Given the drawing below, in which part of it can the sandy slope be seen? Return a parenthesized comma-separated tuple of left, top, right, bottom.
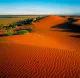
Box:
(0, 43, 80, 78)
(0, 15, 80, 78)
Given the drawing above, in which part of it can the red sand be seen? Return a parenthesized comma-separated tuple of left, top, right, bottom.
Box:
(0, 15, 80, 78)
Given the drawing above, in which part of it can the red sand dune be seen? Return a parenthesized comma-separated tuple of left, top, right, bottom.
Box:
(0, 15, 80, 78)
(0, 43, 80, 78)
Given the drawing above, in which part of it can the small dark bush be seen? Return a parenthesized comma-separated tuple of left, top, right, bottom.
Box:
(14, 18, 34, 26)
(24, 18, 33, 24)
(21, 20, 28, 25)
(6, 26, 10, 30)
(26, 28, 32, 32)
(9, 22, 17, 28)
(36, 17, 42, 21)
(16, 22, 23, 26)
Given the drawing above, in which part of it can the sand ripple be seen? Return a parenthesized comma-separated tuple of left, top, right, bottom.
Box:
(0, 43, 80, 78)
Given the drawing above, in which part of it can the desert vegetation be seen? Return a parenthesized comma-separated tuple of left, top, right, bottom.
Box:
(0, 24, 4, 30)
(35, 16, 45, 21)
(18, 30, 29, 35)
(7, 30, 15, 36)
(0, 16, 45, 37)
(26, 28, 32, 32)
(0, 18, 34, 37)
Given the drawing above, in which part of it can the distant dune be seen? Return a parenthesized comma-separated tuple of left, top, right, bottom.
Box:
(0, 15, 80, 78)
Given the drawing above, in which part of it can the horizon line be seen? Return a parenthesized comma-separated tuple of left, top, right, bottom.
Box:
(0, 14, 80, 16)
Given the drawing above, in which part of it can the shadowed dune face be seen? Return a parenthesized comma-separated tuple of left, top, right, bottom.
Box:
(70, 35, 80, 38)
(0, 15, 80, 78)
(51, 22, 80, 33)
(51, 17, 80, 39)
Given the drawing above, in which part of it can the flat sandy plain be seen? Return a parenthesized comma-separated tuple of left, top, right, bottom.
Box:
(0, 15, 80, 78)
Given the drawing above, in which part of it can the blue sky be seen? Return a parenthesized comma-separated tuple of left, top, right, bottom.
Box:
(0, 0, 80, 15)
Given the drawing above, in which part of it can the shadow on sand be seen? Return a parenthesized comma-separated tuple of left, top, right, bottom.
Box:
(51, 18, 80, 38)
(51, 22, 80, 33)
(70, 35, 80, 38)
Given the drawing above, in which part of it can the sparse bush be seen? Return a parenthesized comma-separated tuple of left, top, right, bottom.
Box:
(21, 20, 28, 25)
(36, 17, 42, 21)
(18, 30, 29, 35)
(7, 30, 14, 36)
(0, 24, 4, 30)
(22, 18, 34, 25)
(28, 18, 34, 24)
(15, 18, 34, 26)
(9, 22, 17, 28)
(26, 28, 32, 32)
(6, 26, 10, 30)
(16, 21, 23, 26)
(19, 21, 24, 25)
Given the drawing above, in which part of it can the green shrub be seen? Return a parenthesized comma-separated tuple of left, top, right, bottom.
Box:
(0, 24, 4, 30)
(36, 17, 42, 21)
(26, 28, 32, 32)
(12, 25, 16, 28)
(7, 30, 14, 36)
(21, 20, 28, 25)
(16, 21, 23, 26)
(6, 26, 10, 30)
(18, 30, 29, 35)
(9, 23, 17, 28)
(22, 18, 34, 25)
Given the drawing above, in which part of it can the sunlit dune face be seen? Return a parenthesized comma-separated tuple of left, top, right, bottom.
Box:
(34, 15, 67, 29)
